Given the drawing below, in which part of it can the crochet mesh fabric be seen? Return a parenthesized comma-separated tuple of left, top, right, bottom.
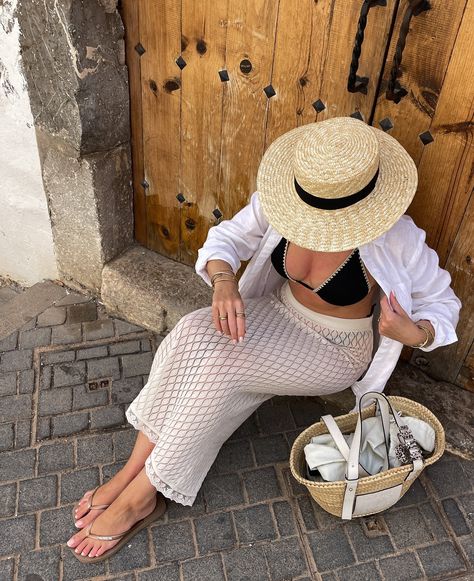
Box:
(126, 282, 374, 506)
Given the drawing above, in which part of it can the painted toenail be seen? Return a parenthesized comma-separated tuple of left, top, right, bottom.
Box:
(67, 540, 73, 547)
(76, 520, 82, 526)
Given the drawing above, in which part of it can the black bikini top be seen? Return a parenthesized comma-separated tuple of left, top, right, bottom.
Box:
(270, 236, 371, 307)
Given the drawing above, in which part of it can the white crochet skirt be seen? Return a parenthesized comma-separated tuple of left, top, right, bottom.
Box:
(126, 280, 374, 506)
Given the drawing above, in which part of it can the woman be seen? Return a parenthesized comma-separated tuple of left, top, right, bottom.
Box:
(66, 116, 461, 562)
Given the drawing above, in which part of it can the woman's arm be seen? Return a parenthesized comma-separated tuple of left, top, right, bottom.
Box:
(195, 191, 269, 286)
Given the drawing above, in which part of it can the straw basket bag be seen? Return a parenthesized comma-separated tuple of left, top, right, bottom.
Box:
(290, 393, 445, 520)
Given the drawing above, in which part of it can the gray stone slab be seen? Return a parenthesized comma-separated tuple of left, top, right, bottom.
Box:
(258, 404, 296, 434)
(211, 440, 254, 474)
(0, 331, 18, 353)
(67, 302, 97, 324)
(201, 473, 245, 511)
(194, 512, 236, 554)
(39, 506, 76, 547)
(121, 352, 153, 378)
(0, 483, 17, 517)
(87, 356, 120, 380)
(113, 429, 137, 461)
(151, 521, 195, 561)
(233, 504, 277, 543)
(18, 475, 57, 513)
(0, 281, 66, 340)
(90, 405, 125, 429)
(38, 442, 74, 474)
(41, 350, 75, 365)
(0, 448, 36, 481)
(182, 554, 226, 581)
(297, 496, 318, 532)
(52, 412, 89, 437)
(0, 423, 14, 451)
(0, 558, 14, 581)
(137, 563, 180, 581)
(19, 546, 60, 581)
(53, 361, 86, 388)
(37, 306, 67, 327)
(76, 345, 108, 360)
(228, 414, 259, 441)
(18, 369, 35, 394)
(263, 537, 308, 581)
(0, 515, 36, 557)
(427, 458, 472, 498)
(83, 319, 115, 341)
(109, 340, 141, 356)
(417, 541, 466, 577)
(307, 529, 355, 572)
(384, 506, 433, 548)
(76, 434, 113, 466)
(273, 501, 297, 537)
(223, 545, 269, 581)
(252, 434, 289, 465)
(0, 394, 32, 422)
(379, 552, 424, 581)
(51, 323, 82, 345)
(337, 562, 382, 581)
(242, 466, 282, 503)
(0, 372, 16, 396)
(108, 529, 150, 573)
(61, 545, 106, 580)
(72, 383, 109, 411)
(38, 387, 72, 416)
(0, 349, 33, 372)
(102, 461, 126, 482)
(15, 419, 32, 448)
(111, 376, 142, 404)
(61, 467, 100, 504)
(18, 327, 52, 349)
(345, 521, 394, 561)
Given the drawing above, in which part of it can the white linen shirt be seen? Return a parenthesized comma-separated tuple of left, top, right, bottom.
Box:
(194, 191, 462, 406)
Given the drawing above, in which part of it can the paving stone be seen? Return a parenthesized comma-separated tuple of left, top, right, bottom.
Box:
(51, 323, 82, 344)
(0, 372, 16, 396)
(121, 352, 153, 378)
(283, 467, 307, 498)
(75, 347, 107, 362)
(18, 475, 57, 513)
(83, 319, 115, 340)
(460, 536, 474, 567)
(109, 340, 141, 356)
(273, 501, 296, 537)
(18, 327, 51, 349)
(108, 529, 150, 573)
(426, 459, 471, 497)
(0, 448, 36, 480)
(0, 423, 14, 451)
(0, 558, 14, 581)
(442, 498, 470, 536)
(417, 541, 466, 577)
(224, 545, 269, 581)
(264, 537, 308, 581)
(284, 429, 301, 448)
(418, 502, 449, 540)
(18, 319, 37, 332)
(307, 529, 355, 571)
(102, 461, 126, 481)
(61, 467, 100, 504)
(234, 504, 277, 543)
(378, 552, 424, 581)
(252, 435, 289, 466)
(18, 369, 35, 394)
(297, 496, 318, 531)
(141, 338, 152, 351)
(39, 506, 76, 546)
(396, 479, 428, 507)
(0, 483, 16, 517)
(0, 394, 32, 421)
(138, 563, 180, 581)
(459, 492, 474, 523)
(67, 302, 97, 324)
(72, 384, 109, 410)
(337, 562, 381, 581)
(166, 490, 206, 520)
(201, 473, 245, 511)
(52, 412, 89, 437)
(258, 405, 296, 434)
(0, 349, 32, 372)
(211, 440, 254, 474)
(53, 361, 86, 387)
(0, 515, 36, 557)
(61, 545, 106, 580)
(87, 356, 120, 380)
(37, 306, 67, 326)
(38, 442, 74, 474)
(115, 319, 145, 335)
(0, 331, 18, 354)
(40, 365, 52, 390)
(113, 429, 137, 461)
(55, 292, 90, 307)
(77, 434, 113, 466)
(90, 405, 125, 429)
(243, 466, 282, 503)
(38, 387, 72, 416)
(182, 554, 225, 581)
(194, 512, 236, 554)
(289, 398, 325, 427)
(345, 521, 394, 561)
(15, 419, 31, 448)
(41, 350, 75, 365)
(384, 506, 432, 548)
(229, 413, 259, 440)
(152, 521, 195, 561)
(111, 376, 142, 404)
(36, 417, 51, 441)
(19, 546, 60, 581)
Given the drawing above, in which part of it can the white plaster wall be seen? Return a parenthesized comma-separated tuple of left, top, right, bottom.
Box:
(0, 0, 58, 286)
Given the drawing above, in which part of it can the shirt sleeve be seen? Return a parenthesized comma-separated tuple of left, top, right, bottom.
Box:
(194, 191, 269, 287)
(405, 220, 462, 352)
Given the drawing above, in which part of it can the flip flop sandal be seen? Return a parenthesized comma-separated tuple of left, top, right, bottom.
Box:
(72, 486, 110, 524)
(70, 493, 167, 563)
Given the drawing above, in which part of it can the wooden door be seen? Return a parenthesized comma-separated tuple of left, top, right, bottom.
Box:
(121, 0, 473, 387)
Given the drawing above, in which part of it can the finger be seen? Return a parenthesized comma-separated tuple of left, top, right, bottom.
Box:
(379, 295, 390, 315)
(226, 302, 238, 341)
(212, 304, 223, 334)
(235, 301, 246, 340)
(389, 291, 406, 316)
(220, 314, 231, 336)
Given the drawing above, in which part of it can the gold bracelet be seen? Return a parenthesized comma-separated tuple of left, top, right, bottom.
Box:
(211, 276, 237, 290)
(411, 324, 431, 348)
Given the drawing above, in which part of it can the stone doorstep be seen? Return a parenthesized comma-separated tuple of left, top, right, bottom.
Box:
(100, 243, 213, 334)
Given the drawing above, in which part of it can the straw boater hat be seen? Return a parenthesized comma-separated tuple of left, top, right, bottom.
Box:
(256, 116, 418, 252)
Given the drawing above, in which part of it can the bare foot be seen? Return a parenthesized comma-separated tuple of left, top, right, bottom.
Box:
(67, 484, 157, 558)
(74, 469, 135, 529)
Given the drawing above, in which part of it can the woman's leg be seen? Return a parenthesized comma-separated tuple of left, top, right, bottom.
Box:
(74, 431, 155, 528)
(68, 467, 158, 558)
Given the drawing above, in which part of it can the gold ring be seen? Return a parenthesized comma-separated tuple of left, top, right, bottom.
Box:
(219, 315, 228, 320)
(236, 312, 246, 317)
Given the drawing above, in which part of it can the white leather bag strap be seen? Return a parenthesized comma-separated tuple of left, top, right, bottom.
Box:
(321, 415, 350, 460)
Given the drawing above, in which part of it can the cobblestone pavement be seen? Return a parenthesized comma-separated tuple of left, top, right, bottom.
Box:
(0, 282, 472, 581)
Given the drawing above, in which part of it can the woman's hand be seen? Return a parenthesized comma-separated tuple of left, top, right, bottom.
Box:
(379, 291, 433, 346)
(212, 281, 246, 344)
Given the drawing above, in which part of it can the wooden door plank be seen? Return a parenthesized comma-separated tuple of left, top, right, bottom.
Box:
(179, 0, 229, 266)
(218, 0, 280, 219)
(264, 0, 332, 146)
(371, 0, 467, 165)
(316, 0, 398, 122)
(140, 0, 182, 259)
(120, 0, 146, 246)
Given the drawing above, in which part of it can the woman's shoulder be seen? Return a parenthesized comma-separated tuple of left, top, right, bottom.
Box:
(382, 213, 427, 246)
